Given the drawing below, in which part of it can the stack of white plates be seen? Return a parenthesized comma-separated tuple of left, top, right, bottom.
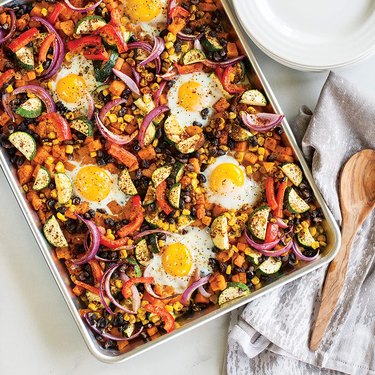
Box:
(233, 0, 375, 71)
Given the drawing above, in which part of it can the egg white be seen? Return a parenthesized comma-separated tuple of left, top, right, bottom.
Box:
(50, 54, 98, 114)
(65, 161, 128, 213)
(203, 154, 261, 210)
(147, 227, 215, 294)
(167, 72, 224, 127)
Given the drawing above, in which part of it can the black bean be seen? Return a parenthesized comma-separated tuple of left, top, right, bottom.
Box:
(197, 173, 206, 183)
(47, 199, 56, 209)
(201, 107, 209, 119)
(57, 206, 67, 214)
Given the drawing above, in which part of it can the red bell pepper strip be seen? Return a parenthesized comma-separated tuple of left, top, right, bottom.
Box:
(100, 235, 130, 249)
(273, 179, 288, 218)
(106, 142, 139, 170)
(215, 67, 224, 81)
(174, 62, 203, 75)
(67, 35, 102, 53)
(39, 112, 72, 141)
(88, 259, 104, 286)
(47, 2, 66, 25)
(117, 195, 144, 238)
(94, 24, 127, 54)
(265, 223, 279, 243)
(8, 27, 39, 53)
(221, 65, 246, 94)
(265, 177, 278, 211)
(38, 33, 56, 63)
(73, 279, 100, 295)
(169, 6, 190, 19)
(0, 69, 15, 89)
(144, 303, 175, 333)
(83, 46, 109, 61)
(156, 180, 173, 215)
(122, 277, 154, 298)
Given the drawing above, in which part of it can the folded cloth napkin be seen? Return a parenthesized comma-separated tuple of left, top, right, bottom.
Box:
(225, 72, 375, 375)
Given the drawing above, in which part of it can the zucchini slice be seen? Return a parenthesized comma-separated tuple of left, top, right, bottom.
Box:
(258, 257, 282, 275)
(168, 183, 181, 209)
(92, 84, 110, 107)
(280, 163, 302, 187)
(285, 187, 310, 214)
(247, 205, 270, 241)
(118, 168, 137, 196)
(143, 122, 156, 147)
(55, 173, 73, 204)
(70, 118, 94, 137)
(209, 72, 233, 100)
(33, 167, 50, 191)
(176, 133, 204, 154)
(201, 34, 223, 52)
(8, 131, 36, 161)
(134, 239, 152, 266)
(152, 165, 172, 187)
(43, 215, 68, 247)
(123, 323, 135, 338)
(16, 97, 43, 119)
(247, 248, 262, 266)
(170, 162, 185, 182)
(143, 185, 156, 206)
(75, 15, 106, 35)
(230, 123, 253, 141)
(149, 234, 161, 253)
(94, 50, 119, 82)
(211, 215, 229, 250)
(15, 46, 34, 71)
(144, 209, 161, 228)
(164, 115, 185, 144)
(182, 49, 206, 65)
(134, 95, 155, 115)
(177, 214, 195, 228)
(218, 282, 250, 306)
(296, 227, 316, 248)
(240, 89, 267, 106)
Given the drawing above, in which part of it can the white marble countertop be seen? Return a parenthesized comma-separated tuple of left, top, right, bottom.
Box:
(1, 28, 375, 375)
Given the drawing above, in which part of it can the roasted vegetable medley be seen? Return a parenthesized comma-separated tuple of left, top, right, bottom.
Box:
(0, 0, 327, 351)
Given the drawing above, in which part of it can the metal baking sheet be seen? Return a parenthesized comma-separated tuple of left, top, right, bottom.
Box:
(0, 0, 341, 363)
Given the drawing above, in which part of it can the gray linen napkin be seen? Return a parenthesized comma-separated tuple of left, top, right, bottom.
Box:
(226, 72, 375, 375)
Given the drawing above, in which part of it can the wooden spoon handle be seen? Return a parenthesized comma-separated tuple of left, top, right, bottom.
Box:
(309, 220, 357, 351)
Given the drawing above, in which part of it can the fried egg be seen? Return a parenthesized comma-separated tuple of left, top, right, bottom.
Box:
(124, 0, 168, 35)
(167, 72, 224, 127)
(65, 161, 128, 212)
(50, 54, 98, 115)
(203, 155, 261, 210)
(147, 227, 215, 293)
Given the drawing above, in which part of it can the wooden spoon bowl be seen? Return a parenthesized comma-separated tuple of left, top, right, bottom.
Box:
(310, 149, 375, 351)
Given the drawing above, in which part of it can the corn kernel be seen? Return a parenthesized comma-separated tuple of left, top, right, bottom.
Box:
(258, 147, 265, 155)
(45, 156, 54, 165)
(88, 303, 97, 311)
(103, 89, 109, 96)
(165, 305, 174, 313)
(129, 315, 136, 324)
(167, 47, 175, 55)
(119, 249, 128, 259)
(311, 241, 320, 250)
(108, 114, 117, 123)
(165, 41, 174, 49)
(65, 145, 74, 154)
(150, 315, 160, 323)
(115, 280, 123, 289)
(22, 184, 29, 192)
(166, 32, 176, 42)
(65, 199, 72, 208)
(251, 276, 260, 285)
(123, 114, 134, 122)
(51, 189, 58, 199)
(35, 63, 44, 74)
(257, 137, 265, 146)
(301, 221, 309, 228)
(161, 51, 169, 59)
(141, 300, 149, 307)
(55, 161, 65, 173)
(173, 302, 183, 312)
(66, 112, 74, 120)
(5, 84, 13, 93)
(68, 205, 76, 213)
(319, 241, 327, 247)
(181, 44, 189, 53)
(106, 232, 115, 241)
(228, 112, 236, 120)
(90, 151, 97, 158)
(226, 265, 232, 275)
(317, 235, 326, 242)
(57, 212, 67, 222)
(258, 155, 264, 162)
(255, 283, 262, 290)
(124, 313, 130, 321)
(41, 7, 48, 16)
(246, 165, 253, 176)
(182, 209, 190, 216)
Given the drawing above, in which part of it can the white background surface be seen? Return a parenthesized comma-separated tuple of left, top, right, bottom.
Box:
(1, 26, 375, 375)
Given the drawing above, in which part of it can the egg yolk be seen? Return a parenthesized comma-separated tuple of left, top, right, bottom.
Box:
(124, 0, 161, 22)
(75, 166, 111, 202)
(178, 81, 203, 111)
(162, 243, 192, 277)
(209, 163, 245, 193)
(56, 74, 87, 103)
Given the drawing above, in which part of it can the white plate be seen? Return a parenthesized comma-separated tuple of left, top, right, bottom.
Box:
(233, 0, 375, 70)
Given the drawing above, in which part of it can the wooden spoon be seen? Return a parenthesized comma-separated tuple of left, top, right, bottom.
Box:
(309, 149, 375, 351)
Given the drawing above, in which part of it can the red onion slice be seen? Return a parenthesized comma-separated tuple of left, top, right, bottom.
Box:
(87, 93, 95, 120)
(127, 41, 152, 52)
(167, 0, 177, 24)
(0, 9, 16, 45)
(144, 265, 176, 300)
(112, 68, 140, 96)
(292, 241, 320, 262)
(276, 218, 289, 229)
(203, 55, 245, 69)
(157, 66, 178, 81)
(181, 275, 211, 305)
(240, 111, 284, 133)
(153, 81, 167, 106)
(139, 37, 165, 67)
(254, 238, 293, 257)
(133, 229, 171, 239)
(99, 98, 126, 122)
(72, 215, 101, 265)
(245, 231, 280, 251)
(63, 0, 102, 12)
(84, 312, 143, 341)
(178, 31, 201, 41)
(95, 112, 138, 145)
(198, 285, 212, 299)
(139, 105, 169, 148)
(131, 67, 140, 86)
